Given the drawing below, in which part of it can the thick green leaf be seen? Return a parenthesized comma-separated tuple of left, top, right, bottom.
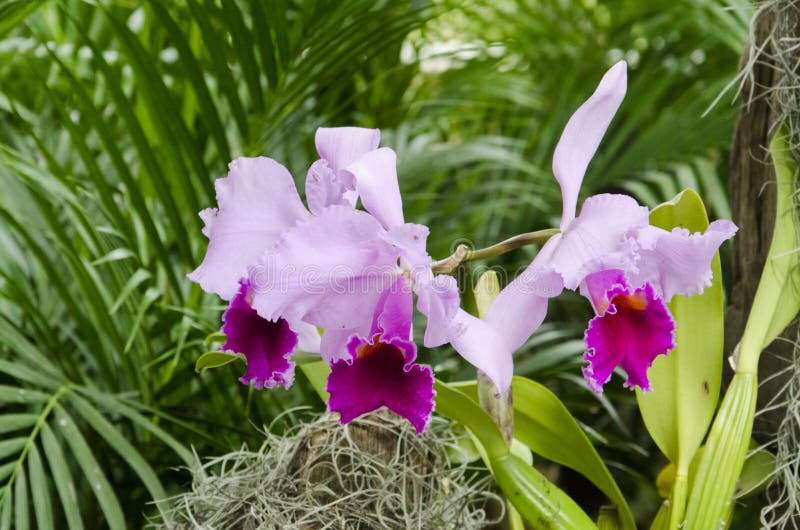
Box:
(194, 351, 245, 373)
(636, 189, 723, 469)
(493, 454, 597, 529)
(657, 139, 797, 527)
(683, 373, 755, 528)
(737, 444, 775, 497)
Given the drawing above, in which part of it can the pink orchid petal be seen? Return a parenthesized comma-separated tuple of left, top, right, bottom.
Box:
(630, 220, 738, 302)
(447, 309, 513, 393)
(579, 269, 626, 315)
(485, 245, 564, 353)
(221, 280, 299, 389)
(345, 147, 405, 229)
(416, 275, 460, 348)
(553, 61, 627, 229)
(295, 321, 321, 355)
(583, 282, 675, 393)
(382, 223, 431, 271)
(188, 157, 310, 300)
(547, 193, 649, 289)
(315, 127, 381, 177)
(250, 205, 398, 330)
(305, 159, 351, 215)
(371, 277, 414, 343)
(320, 326, 366, 364)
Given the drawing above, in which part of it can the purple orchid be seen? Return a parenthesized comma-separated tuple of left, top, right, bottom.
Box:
(327, 276, 434, 433)
(452, 61, 737, 394)
(189, 128, 381, 389)
(190, 128, 460, 430)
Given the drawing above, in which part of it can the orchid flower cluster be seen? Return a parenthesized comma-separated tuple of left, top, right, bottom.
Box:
(189, 61, 737, 433)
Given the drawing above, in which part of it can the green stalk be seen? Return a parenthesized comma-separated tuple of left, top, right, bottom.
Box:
(598, 506, 622, 530)
(432, 228, 559, 274)
(667, 469, 688, 529)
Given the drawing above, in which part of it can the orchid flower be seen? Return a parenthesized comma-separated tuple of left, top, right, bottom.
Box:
(451, 61, 737, 394)
(188, 128, 380, 388)
(249, 146, 461, 429)
(190, 128, 460, 430)
(326, 276, 435, 433)
(545, 61, 737, 393)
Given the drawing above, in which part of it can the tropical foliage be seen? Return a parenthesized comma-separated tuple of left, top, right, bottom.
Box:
(0, 0, 750, 527)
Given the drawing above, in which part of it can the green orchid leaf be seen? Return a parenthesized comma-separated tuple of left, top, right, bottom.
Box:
(636, 189, 724, 470)
(512, 378, 635, 530)
(492, 454, 598, 529)
(736, 443, 775, 498)
(649, 501, 670, 530)
(194, 351, 244, 373)
(453, 377, 634, 530)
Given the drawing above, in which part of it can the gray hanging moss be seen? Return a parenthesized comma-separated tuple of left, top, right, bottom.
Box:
(152, 411, 502, 529)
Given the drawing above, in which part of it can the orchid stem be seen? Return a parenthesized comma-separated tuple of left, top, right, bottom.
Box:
(431, 228, 559, 274)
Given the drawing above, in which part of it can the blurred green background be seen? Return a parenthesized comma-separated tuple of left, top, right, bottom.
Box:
(0, 0, 750, 527)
